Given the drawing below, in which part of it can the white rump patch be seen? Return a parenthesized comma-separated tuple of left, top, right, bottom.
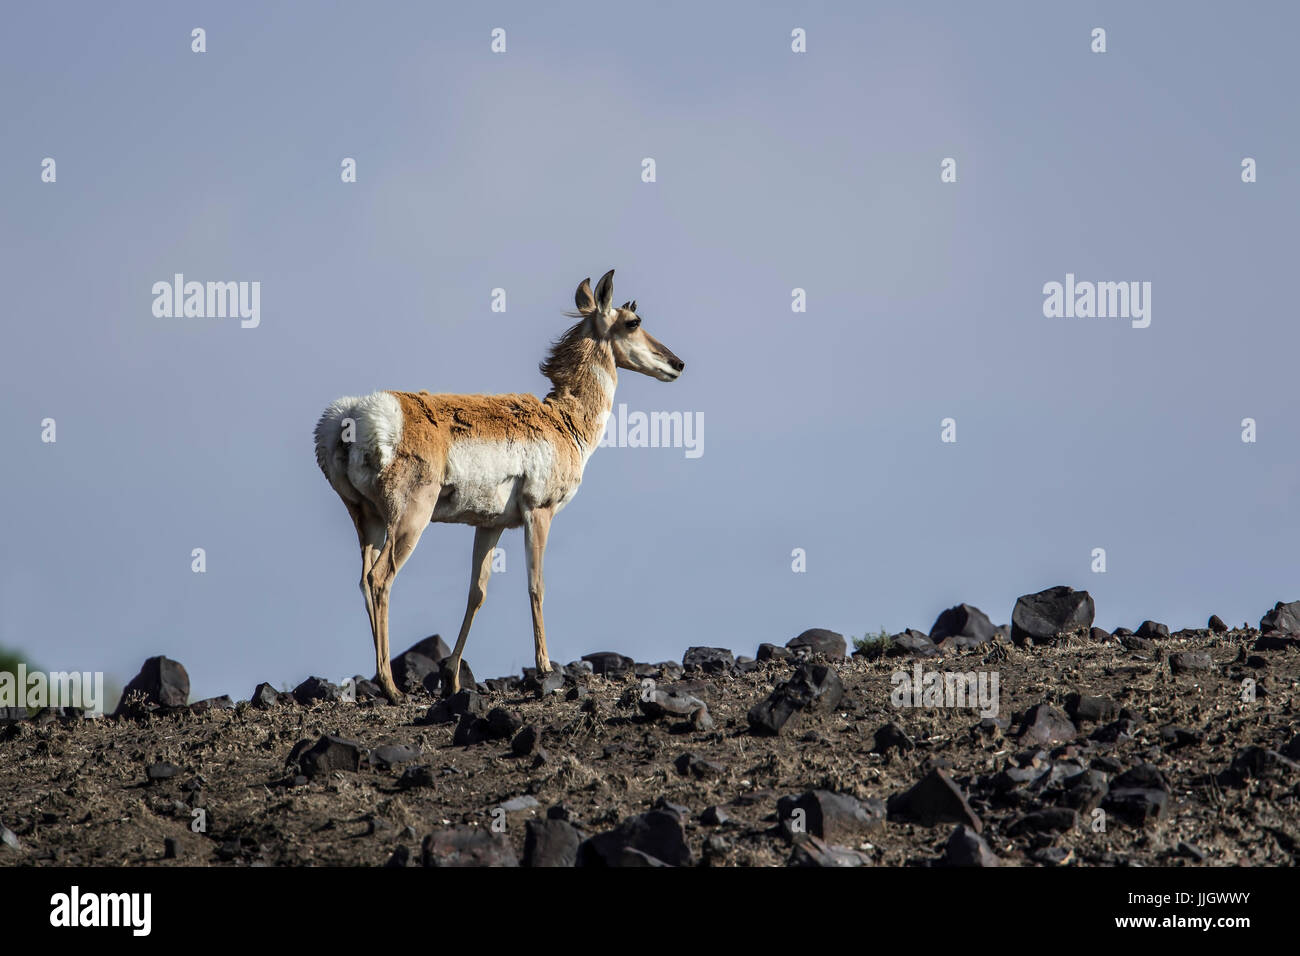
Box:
(313, 391, 404, 505)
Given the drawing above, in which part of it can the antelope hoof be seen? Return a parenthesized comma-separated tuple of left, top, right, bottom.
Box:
(381, 681, 404, 704)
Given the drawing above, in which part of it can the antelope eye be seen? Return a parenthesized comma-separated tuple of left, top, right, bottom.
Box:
(625, 317, 641, 330)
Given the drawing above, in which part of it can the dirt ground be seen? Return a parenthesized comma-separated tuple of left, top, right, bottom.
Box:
(1, 625, 1296, 867)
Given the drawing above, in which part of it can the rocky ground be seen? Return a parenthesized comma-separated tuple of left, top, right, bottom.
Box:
(1, 588, 1298, 867)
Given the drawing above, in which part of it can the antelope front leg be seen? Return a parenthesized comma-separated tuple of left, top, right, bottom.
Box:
(444, 525, 504, 695)
(523, 505, 555, 674)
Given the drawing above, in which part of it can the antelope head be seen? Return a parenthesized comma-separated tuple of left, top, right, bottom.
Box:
(574, 270, 685, 382)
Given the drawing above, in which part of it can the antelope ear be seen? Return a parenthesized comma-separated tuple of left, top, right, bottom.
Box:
(628, 300, 637, 313)
(594, 269, 615, 313)
(574, 278, 596, 314)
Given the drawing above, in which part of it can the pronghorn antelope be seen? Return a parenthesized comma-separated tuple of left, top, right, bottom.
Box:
(314, 270, 684, 702)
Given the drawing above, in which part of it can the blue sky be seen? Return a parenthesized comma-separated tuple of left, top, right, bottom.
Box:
(2, 1, 1297, 700)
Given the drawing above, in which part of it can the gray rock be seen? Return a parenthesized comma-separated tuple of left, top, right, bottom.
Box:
(290, 676, 341, 705)
(421, 826, 518, 867)
(682, 647, 735, 675)
(524, 818, 582, 867)
(929, 604, 997, 648)
(1169, 651, 1213, 674)
(788, 836, 872, 867)
(115, 656, 190, 715)
(786, 629, 847, 660)
(1260, 600, 1300, 635)
(747, 662, 844, 736)
(578, 810, 693, 867)
(1016, 704, 1077, 746)
(1010, 586, 1095, 646)
(887, 768, 982, 831)
(297, 734, 365, 777)
(778, 790, 885, 843)
(944, 824, 998, 866)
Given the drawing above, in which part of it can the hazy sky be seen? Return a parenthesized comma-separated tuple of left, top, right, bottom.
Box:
(3, 2, 1297, 701)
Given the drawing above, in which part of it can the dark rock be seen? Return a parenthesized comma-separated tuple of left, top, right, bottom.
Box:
(944, 824, 998, 866)
(189, 695, 234, 715)
(1254, 633, 1300, 651)
(1030, 846, 1074, 866)
(511, 725, 539, 757)
(582, 652, 634, 677)
(1218, 747, 1299, 788)
(929, 604, 997, 648)
(619, 848, 670, 866)
(352, 677, 384, 700)
(298, 734, 365, 777)
(485, 707, 523, 740)
(291, 676, 341, 705)
(163, 837, 179, 860)
(873, 722, 915, 756)
(1060, 770, 1109, 813)
(1090, 718, 1139, 744)
(578, 810, 692, 867)
(747, 662, 844, 736)
(682, 647, 735, 675)
(385, 845, 411, 867)
(1260, 600, 1300, 635)
(1016, 704, 1077, 746)
(654, 661, 685, 680)
(251, 682, 287, 709)
(650, 797, 691, 822)
(145, 762, 180, 782)
(1169, 651, 1213, 674)
(1113, 763, 1168, 792)
(1089, 627, 1113, 643)
(788, 836, 872, 867)
(369, 744, 422, 769)
(396, 765, 437, 789)
(1010, 586, 1094, 646)
(521, 664, 564, 697)
(786, 628, 847, 660)
(453, 713, 491, 746)
(397, 635, 451, 667)
(1009, 808, 1077, 834)
(674, 752, 725, 780)
(421, 827, 518, 867)
(700, 806, 729, 826)
(115, 656, 190, 715)
(778, 790, 884, 843)
(420, 690, 488, 725)
(1135, 620, 1170, 641)
(887, 768, 982, 832)
(885, 630, 939, 658)
(1065, 694, 1120, 724)
(1121, 635, 1157, 655)
(1208, 614, 1228, 633)
(1158, 726, 1202, 750)
(1103, 788, 1168, 828)
(0, 708, 29, 723)
(524, 818, 582, 867)
(756, 643, 792, 662)
(388, 652, 439, 695)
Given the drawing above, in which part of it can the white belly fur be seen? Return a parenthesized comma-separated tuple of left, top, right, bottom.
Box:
(434, 438, 573, 527)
